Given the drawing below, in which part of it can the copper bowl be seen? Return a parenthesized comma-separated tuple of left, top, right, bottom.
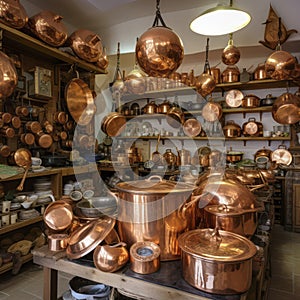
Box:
(136, 26, 184, 78)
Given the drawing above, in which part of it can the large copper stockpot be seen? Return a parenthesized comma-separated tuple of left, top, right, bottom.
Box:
(68, 29, 103, 63)
(28, 11, 68, 47)
(115, 175, 196, 261)
(178, 228, 257, 294)
(0, 0, 28, 29)
(272, 92, 300, 124)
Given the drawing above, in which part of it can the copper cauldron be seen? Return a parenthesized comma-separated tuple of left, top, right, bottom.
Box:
(115, 176, 197, 261)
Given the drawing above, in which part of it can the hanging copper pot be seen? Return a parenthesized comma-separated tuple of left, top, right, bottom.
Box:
(135, 1, 184, 78)
(68, 29, 103, 63)
(0, 0, 28, 29)
(13, 148, 32, 191)
(222, 33, 241, 65)
(265, 50, 296, 80)
(28, 11, 68, 47)
(15, 105, 29, 117)
(272, 92, 300, 124)
(0, 112, 12, 124)
(25, 121, 42, 134)
(0, 51, 18, 99)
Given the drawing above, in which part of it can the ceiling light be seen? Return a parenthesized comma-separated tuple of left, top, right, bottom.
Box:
(190, 0, 251, 36)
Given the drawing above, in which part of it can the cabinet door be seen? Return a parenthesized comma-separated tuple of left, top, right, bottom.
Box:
(293, 184, 300, 227)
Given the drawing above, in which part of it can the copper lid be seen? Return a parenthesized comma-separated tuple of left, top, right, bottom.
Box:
(37, 133, 53, 149)
(11, 116, 21, 129)
(3, 127, 15, 138)
(21, 133, 35, 145)
(60, 131, 68, 140)
(0, 145, 11, 158)
(178, 228, 257, 262)
(1, 112, 12, 124)
(26, 121, 42, 133)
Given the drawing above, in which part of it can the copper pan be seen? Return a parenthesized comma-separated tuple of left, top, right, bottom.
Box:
(202, 100, 223, 122)
(0, 0, 28, 29)
(68, 29, 103, 63)
(272, 92, 300, 124)
(195, 72, 216, 98)
(222, 34, 240, 66)
(0, 51, 18, 98)
(0, 112, 12, 124)
(0, 144, 11, 158)
(35, 131, 53, 149)
(65, 77, 96, 126)
(20, 133, 35, 145)
(54, 111, 68, 125)
(183, 118, 201, 137)
(14, 148, 31, 191)
(166, 106, 184, 128)
(25, 121, 42, 134)
(43, 200, 73, 231)
(28, 11, 68, 47)
(11, 116, 21, 129)
(271, 144, 292, 166)
(101, 112, 126, 137)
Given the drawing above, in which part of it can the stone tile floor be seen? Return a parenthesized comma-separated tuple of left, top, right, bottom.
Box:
(0, 224, 299, 300)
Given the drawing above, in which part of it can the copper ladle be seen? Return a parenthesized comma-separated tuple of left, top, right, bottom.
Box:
(14, 148, 32, 191)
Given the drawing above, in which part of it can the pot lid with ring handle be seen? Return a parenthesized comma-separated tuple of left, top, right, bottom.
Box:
(115, 175, 195, 194)
(271, 144, 292, 166)
(204, 204, 244, 216)
(178, 228, 257, 262)
(222, 33, 241, 66)
(225, 89, 244, 108)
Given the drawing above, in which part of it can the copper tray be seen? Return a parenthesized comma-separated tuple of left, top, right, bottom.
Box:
(66, 216, 115, 260)
(43, 200, 73, 231)
(65, 78, 96, 126)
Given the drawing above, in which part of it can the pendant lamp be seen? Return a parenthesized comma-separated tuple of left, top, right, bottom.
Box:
(190, 0, 251, 36)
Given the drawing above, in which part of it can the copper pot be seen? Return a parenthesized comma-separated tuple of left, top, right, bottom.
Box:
(0, 112, 12, 124)
(136, 26, 184, 78)
(195, 71, 216, 98)
(254, 147, 273, 160)
(101, 112, 126, 137)
(0, 51, 17, 99)
(271, 144, 292, 166)
(242, 94, 260, 108)
(1, 126, 15, 138)
(11, 116, 21, 129)
(166, 106, 184, 128)
(143, 101, 158, 114)
(221, 65, 240, 83)
(226, 151, 244, 163)
(163, 148, 178, 168)
(68, 29, 103, 63)
(242, 118, 263, 137)
(15, 106, 29, 117)
(178, 228, 257, 294)
(222, 34, 240, 65)
(265, 50, 296, 80)
(0, 144, 11, 158)
(157, 100, 171, 114)
(25, 121, 42, 134)
(54, 111, 68, 125)
(272, 92, 300, 124)
(28, 11, 68, 47)
(35, 131, 53, 149)
(223, 120, 241, 138)
(0, 0, 28, 29)
(210, 67, 221, 84)
(115, 176, 196, 261)
(253, 63, 270, 80)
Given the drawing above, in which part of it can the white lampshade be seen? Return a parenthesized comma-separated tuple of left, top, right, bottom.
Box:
(190, 2, 251, 36)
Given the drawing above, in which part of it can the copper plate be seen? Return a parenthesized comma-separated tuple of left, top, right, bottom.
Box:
(225, 90, 244, 108)
(66, 216, 116, 259)
(65, 78, 96, 126)
(43, 200, 73, 231)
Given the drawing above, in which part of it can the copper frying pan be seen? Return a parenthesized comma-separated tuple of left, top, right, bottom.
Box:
(14, 148, 31, 191)
(65, 78, 96, 126)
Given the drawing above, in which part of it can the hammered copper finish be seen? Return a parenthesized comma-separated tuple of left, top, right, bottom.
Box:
(68, 29, 103, 63)
(65, 78, 96, 126)
(265, 50, 296, 80)
(0, 52, 17, 99)
(130, 241, 160, 274)
(178, 229, 257, 294)
(93, 242, 129, 273)
(136, 26, 184, 78)
(0, 0, 28, 29)
(272, 92, 300, 124)
(28, 11, 68, 47)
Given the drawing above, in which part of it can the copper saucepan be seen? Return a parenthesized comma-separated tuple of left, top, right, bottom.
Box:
(14, 148, 32, 191)
(222, 33, 240, 66)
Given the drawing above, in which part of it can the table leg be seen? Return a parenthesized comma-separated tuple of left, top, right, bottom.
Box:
(43, 266, 58, 300)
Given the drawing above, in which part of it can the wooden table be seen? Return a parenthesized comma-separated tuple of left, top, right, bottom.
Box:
(32, 246, 248, 300)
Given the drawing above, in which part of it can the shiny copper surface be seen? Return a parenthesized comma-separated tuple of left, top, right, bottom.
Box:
(0, 51, 18, 98)
(202, 101, 223, 122)
(28, 11, 68, 47)
(0, 0, 28, 28)
(66, 216, 115, 260)
(221, 66, 240, 83)
(25, 121, 42, 133)
(93, 242, 129, 273)
(242, 94, 261, 108)
(136, 26, 184, 78)
(222, 36, 240, 66)
(65, 78, 96, 126)
(166, 106, 184, 128)
(271, 145, 292, 165)
(11, 116, 21, 129)
(242, 118, 263, 136)
(265, 50, 296, 80)
(44, 200, 73, 231)
(225, 89, 243, 108)
(223, 120, 241, 138)
(13, 148, 31, 191)
(178, 229, 257, 294)
(130, 241, 160, 274)
(195, 73, 216, 97)
(48, 233, 69, 251)
(125, 65, 146, 94)
(68, 29, 103, 63)
(35, 132, 53, 149)
(20, 133, 35, 145)
(0, 144, 11, 158)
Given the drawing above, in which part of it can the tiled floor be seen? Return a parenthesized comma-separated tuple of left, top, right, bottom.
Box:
(0, 224, 299, 300)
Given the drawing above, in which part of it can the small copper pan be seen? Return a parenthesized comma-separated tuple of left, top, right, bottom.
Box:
(20, 133, 35, 145)
(35, 131, 53, 149)
(14, 148, 32, 191)
(183, 118, 201, 137)
(202, 100, 223, 122)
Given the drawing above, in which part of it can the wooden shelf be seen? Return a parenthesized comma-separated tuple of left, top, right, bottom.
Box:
(0, 253, 33, 275)
(0, 216, 43, 235)
(0, 22, 106, 74)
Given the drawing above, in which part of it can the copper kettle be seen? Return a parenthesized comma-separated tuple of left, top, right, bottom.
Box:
(0, 0, 28, 29)
(28, 11, 68, 47)
(222, 33, 240, 65)
(68, 29, 103, 63)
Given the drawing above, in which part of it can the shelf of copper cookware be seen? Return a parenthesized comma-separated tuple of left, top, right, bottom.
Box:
(121, 86, 196, 102)
(0, 22, 106, 74)
(213, 78, 297, 93)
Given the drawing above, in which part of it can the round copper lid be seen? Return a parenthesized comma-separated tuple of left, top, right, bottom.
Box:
(22, 133, 35, 145)
(37, 133, 53, 149)
(0, 145, 11, 158)
(1, 112, 12, 124)
(4, 127, 15, 138)
(116, 176, 194, 194)
(225, 89, 244, 108)
(178, 228, 257, 262)
(43, 200, 73, 231)
(66, 216, 115, 260)
(11, 116, 21, 129)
